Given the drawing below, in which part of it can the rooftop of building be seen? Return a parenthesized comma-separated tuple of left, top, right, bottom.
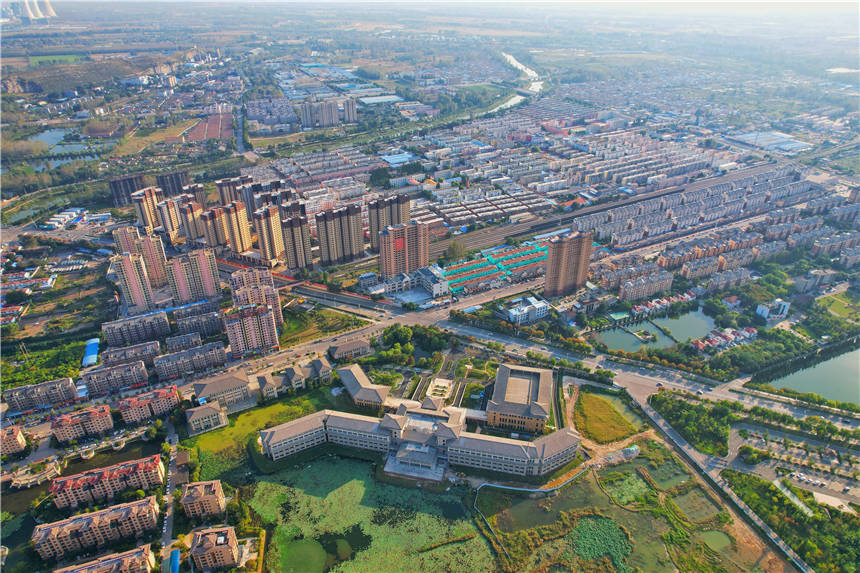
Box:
(487, 364, 552, 420)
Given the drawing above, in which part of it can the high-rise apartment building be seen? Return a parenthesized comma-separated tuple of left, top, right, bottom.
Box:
(166, 249, 221, 305)
(229, 268, 282, 327)
(315, 205, 363, 266)
(281, 216, 313, 271)
(232, 283, 283, 327)
(114, 227, 166, 286)
(343, 98, 357, 123)
(109, 174, 146, 207)
(224, 201, 253, 253)
(202, 207, 228, 249)
(368, 194, 410, 251)
(156, 197, 184, 243)
(544, 231, 592, 298)
(379, 221, 429, 278)
(216, 175, 253, 205)
(112, 225, 141, 256)
(300, 100, 340, 128)
(254, 205, 285, 263)
(180, 201, 206, 241)
(182, 182, 208, 206)
(156, 170, 190, 197)
(131, 187, 165, 233)
(111, 253, 155, 314)
(223, 304, 280, 358)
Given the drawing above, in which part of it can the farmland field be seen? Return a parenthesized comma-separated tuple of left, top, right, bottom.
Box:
(110, 119, 199, 156)
(249, 456, 493, 573)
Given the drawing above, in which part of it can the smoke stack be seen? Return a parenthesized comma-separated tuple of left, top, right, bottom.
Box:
(22, 0, 37, 20)
(29, 0, 44, 18)
(41, 0, 57, 18)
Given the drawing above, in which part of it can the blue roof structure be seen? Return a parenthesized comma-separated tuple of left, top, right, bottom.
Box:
(82, 338, 100, 367)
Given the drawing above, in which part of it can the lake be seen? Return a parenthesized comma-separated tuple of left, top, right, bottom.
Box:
(770, 348, 860, 405)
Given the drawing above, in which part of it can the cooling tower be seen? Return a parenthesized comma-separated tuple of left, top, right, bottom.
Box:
(41, 0, 57, 18)
(29, 0, 44, 19)
(22, 0, 37, 20)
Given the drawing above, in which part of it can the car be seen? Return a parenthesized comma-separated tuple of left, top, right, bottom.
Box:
(696, 390, 704, 395)
(656, 382, 663, 388)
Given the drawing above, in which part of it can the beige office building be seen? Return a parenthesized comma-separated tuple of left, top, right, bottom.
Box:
(544, 231, 592, 298)
(486, 364, 553, 433)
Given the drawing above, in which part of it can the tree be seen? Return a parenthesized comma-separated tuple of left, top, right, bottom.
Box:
(444, 240, 466, 262)
(4, 291, 29, 305)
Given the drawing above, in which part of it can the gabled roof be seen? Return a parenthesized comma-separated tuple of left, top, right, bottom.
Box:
(193, 372, 249, 399)
(337, 364, 389, 404)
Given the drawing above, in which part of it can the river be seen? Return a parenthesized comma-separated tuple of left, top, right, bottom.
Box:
(770, 347, 860, 405)
(488, 53, 544, 114)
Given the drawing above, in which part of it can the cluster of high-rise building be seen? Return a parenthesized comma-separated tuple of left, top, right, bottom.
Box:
(299, 98, 356, 128)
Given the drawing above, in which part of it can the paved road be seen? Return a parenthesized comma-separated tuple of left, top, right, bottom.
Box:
(161, 424, 179, 573)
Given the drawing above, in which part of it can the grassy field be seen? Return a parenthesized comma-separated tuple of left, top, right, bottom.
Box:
(110, 119, 199, 156)
(820, 291, 860, 322)
(181, 386, 360, 481)
(249, 456, 494, 573)
(28, 54, 86, 66)
(278, 307, 368, 347)
(573, 390, 639, 443)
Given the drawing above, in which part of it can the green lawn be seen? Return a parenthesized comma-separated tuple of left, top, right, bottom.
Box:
(820, 291, 860, 322)
(182, 386, 361, 481)
(573, 390, 639, 444)
(279, 307, 368, 347)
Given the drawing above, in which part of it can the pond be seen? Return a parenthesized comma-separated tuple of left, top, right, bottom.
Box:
(21, 128, 102, 171)
(769, 347, 860, 405)
(28, 128, 72, 147)
(650, 309, 716, 343)
(591, 309, 717, 352)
